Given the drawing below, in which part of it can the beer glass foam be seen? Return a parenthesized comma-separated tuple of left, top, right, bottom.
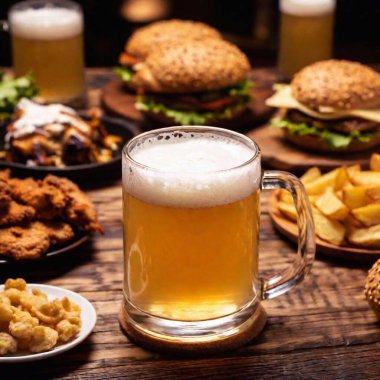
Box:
(10, 7, 82, 40)
(125, 131, 261, 208)
(280, 0, 335, 16)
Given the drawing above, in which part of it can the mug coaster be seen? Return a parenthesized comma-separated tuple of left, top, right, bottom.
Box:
(118, 304, 267, 355)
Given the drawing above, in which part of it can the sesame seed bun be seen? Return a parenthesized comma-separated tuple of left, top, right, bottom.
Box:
(291, 60, 380, 111)
(126, 19, 222, 60)
(131, 39, 250, 93)
(284, 129, 380, 153)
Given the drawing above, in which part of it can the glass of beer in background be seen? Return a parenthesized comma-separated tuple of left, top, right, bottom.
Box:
(122, 126, 315, 349)
(278, 0, 336, 79)
(7, 0, 85, 104)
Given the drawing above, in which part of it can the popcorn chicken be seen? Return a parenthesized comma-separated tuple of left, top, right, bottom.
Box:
(56, 319, 80, 342)
(0, 332, 17, 355)
(29, 326, 58, 353)
(0, 279, 82, 356)
(4, 278, 27, 291)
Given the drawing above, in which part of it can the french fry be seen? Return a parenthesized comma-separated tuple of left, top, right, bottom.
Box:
(370, 153, 380, 171)
(342, 186, 369, 209)
(334, 167, 349, 191)
(348, 171, 380, 186)
(366, 185, 380, 202)
(348, 224, 380, 248)
(312, 207, 345, 246)
(301, 167, 321, 184)
(352, 204, 380, 227)
(305, 168, 339, 195)
(278, 202, 297, 222)
(347, 164, 361, 173)
(278, 189, 293, 204)
(315, 188, 349, 220)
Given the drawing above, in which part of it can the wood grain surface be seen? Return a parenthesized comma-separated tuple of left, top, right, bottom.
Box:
(1, 69, 379, 380)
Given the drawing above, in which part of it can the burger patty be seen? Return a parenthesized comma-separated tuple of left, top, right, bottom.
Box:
(147, 93, 241, 111)
(286, 109, 379, 134)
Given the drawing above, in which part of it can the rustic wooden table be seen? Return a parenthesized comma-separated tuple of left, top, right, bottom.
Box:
(1, 69, 380, 380)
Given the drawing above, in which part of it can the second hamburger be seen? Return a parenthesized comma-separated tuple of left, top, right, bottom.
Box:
(130, 38, 253, 126)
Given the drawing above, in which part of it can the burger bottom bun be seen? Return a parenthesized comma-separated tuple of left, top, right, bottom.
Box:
(284, 130, 380, 154)
(140, 104, 251, 129)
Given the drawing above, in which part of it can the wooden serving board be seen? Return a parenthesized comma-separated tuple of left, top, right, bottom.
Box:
(102, 69, 276, 131)
(248, 125, 372, 173)
(269, 192, 380, 263)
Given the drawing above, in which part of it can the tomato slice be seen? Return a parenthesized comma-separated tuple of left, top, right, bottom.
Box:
(119, 52, 140, 66)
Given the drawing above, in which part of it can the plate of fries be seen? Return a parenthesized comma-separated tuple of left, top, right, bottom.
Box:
(270, 153, 380, 261)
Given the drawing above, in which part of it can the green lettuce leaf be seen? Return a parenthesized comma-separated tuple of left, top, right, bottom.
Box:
(114, 66, 134, 83)
(271, 117, 377, 149)
(136, 95, 251, 125)
(0, 72, 38, 120)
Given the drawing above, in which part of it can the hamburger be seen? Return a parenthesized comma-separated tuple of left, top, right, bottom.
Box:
(116, 19, 222, 86)
(266, 60, 380, 153)
(129, 38, 252, 126)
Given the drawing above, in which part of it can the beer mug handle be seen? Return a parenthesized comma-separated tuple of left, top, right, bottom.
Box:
(0, 20, 9, 32)
(260, 170, 315, 300)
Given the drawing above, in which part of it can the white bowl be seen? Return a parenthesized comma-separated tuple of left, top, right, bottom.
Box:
(0, 284, 97, 363)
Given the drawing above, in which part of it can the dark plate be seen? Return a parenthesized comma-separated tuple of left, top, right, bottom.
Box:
(0, 114, 141, 181)
(0, 231, 90, 265)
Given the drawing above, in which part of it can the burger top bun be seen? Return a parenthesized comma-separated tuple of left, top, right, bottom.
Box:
(291, 60, 380, 111)
(126, 19, 222, 60)
(131, 39, 250, 94)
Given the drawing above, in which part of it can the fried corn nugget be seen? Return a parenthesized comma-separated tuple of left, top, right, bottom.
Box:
(0, 332, 17, 355)
(9, 310, 39, 341)
(0, 294, 11, 306)
(56, 319, 80, 342)
(0, 302, 13, 322)
(4, 278, 27, 291)
(32, 220, 74, 245)
(0, 201, 35, 227)
(3, 288, 23, 306)
(0, 224, 50, 260)
(20, 290, 47, 311)
(30, 300, 64, 325)
(29, 326, 58, 353)
(44, 175, 103, 233)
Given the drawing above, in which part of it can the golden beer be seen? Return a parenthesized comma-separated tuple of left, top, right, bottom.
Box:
(123, 129, 261, 322)
(278, 0, 335, 79)
(9, 1, 84, 103)
(124, 192, 259, 321)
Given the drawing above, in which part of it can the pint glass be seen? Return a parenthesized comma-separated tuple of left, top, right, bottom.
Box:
(278, 0, 336, 79)
(8, 0, 85, 104)
(122, 126, 315, 348)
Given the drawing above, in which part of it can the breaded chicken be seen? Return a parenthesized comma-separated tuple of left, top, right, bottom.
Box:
(9, 177, 67, 220)
(0, 170, 10, 181)
(44, 175, 103, 233)
(0, 181, 12, 211)
(32, 220, 74, 245)
(0, 224, 50, 260)
(0, 201, 35, 227)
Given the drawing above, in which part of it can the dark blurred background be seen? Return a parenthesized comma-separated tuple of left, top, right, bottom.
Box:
(1, 0, 380, 67)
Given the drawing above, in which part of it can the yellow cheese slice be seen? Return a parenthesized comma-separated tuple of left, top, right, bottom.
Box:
(266, 85, 380, 123)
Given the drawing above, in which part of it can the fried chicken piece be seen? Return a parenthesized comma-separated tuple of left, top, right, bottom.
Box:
(0, 224, 50, 260)
(9, 177, 67, 220)
(32, 221, 74, 245)
(0, 201, 35, 227)
(0, 181, 12, 212)
(44, 175, 103, 233)
(0, 170, 10, 181)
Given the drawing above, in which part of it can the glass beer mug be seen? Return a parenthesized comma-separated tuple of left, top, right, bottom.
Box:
(1, 0, 85, 104)
(121, 126, 315, 350)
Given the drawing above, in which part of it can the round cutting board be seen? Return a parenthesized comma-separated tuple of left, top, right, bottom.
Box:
(269, 192, 380, 263)
(248, 125, 372, 173)
(102, 69, 276, 131)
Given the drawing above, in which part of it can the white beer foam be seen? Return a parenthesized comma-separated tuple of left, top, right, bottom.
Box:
(280, 0, 335, 16)
(10, 7, 83, 40)
(123, 131, 261, 208)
